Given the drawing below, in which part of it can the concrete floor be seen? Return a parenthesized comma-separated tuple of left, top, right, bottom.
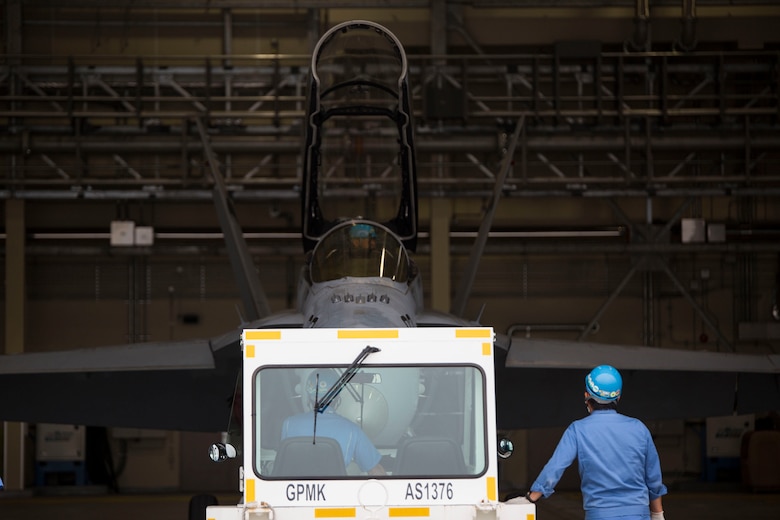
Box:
(1, 488, 779, 520)
(534, 489, 780, 520)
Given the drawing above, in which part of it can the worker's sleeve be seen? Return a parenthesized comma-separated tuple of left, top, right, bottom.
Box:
(353, 430, 382, 472)
(530, 424, 578, 498)
(280, 418, 290, 439)
(644, 430, 668, 501)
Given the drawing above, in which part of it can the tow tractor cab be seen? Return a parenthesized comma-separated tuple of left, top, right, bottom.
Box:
(207, 327, 535, 520)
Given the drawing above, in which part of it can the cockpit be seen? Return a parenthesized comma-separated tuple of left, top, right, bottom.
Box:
(309, 221, 410, 284)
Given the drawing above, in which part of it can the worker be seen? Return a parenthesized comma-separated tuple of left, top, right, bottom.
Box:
(349, 222, 378, 253)
(281, 369, 386, 475)
(525, 365, 667, 520)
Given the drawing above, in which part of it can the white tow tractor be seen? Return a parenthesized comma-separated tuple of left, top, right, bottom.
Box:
(206, 327, 535, 520)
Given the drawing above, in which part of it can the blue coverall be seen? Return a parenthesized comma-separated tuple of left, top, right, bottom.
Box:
(282, 410, 382, 472)
(531, 409, 667, 520)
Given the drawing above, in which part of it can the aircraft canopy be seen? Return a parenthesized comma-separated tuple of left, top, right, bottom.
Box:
(310, 221, 410, 283)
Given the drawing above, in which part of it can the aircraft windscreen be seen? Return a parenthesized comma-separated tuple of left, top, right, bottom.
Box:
(309, 222, 410, 283)
(311, 22, 409, 228)
(254, 364, 487, 479)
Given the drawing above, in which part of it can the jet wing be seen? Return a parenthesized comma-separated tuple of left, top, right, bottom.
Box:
(505, 337, 780, 373)
(496, 336, 780, 430)
(0, 330, 242, 432)
(0, 341, 216, 374)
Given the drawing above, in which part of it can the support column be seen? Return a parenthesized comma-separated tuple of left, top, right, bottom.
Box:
(429, 0, 451, 315)
(4, 199, 27, 490)
(430, 0, 447, 55)
(430, 198, 452, 313)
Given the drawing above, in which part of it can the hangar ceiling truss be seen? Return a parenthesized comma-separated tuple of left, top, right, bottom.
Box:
(1, 48, 779, 200)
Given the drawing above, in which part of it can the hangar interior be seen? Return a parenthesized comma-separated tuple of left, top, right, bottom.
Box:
(2, 0, 780, 496)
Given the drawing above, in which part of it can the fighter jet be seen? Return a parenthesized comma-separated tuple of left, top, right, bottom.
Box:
(0, 21, 777, 436)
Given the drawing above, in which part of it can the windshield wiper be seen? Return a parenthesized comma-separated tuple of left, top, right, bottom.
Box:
(315, 345, 380, 414)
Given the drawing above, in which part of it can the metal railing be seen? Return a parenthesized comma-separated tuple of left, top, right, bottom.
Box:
(2, 50, 779, 199)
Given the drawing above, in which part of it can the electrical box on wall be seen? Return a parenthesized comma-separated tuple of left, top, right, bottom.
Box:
(134, 226, 155, 246)
(110, 220, 135, 246)
(681, 218, 706, 243)
(707, 222, 726, 243)
(110, 221, 154, 246)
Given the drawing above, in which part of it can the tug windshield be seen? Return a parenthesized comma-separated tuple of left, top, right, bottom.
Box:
(253, 364, 487, 480)
(309, 221, 410, 283)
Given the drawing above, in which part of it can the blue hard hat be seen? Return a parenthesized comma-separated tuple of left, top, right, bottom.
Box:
(585, 365, 622, 403)
(306, 369, 339, 398)
(349, 223, 377, 239)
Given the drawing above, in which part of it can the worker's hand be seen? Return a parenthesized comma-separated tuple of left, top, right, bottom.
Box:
(504, 495, 531, 504)
(650, 511, 665, 520)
